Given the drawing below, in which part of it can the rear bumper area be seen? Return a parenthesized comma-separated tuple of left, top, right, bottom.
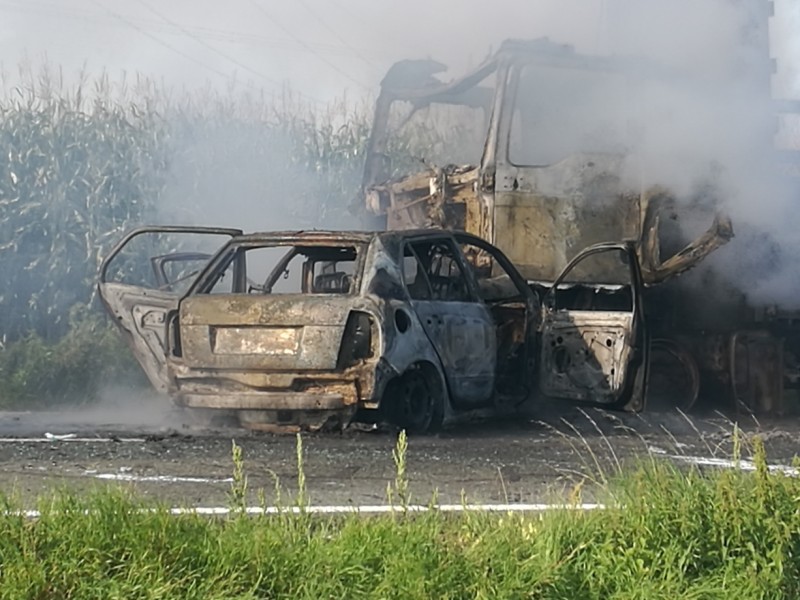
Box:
(167, 360, 392, 430)
(179, 392, 348, 411)
(178, 391, 356, 432)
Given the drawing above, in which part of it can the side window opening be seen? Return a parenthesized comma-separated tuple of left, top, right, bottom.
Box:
(403, 246, 431, 300)
(207, 260, 235, 294)
(150, 253, 212, 293)
(102, 230, 231, 294)
(312, 259, 355, 294)
(549, 248, 634, 311)
(459, 243, 521, 303)
(509, 64, 630, 166)
(404, 239, 474, 302)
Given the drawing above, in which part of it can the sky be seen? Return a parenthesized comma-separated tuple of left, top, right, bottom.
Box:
(1, 0, 795, 106)
(0, 0, 592, 103)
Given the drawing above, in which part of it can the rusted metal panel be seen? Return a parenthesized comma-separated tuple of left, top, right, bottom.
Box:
(180, 323, 345, 371)
(410, 299, 497, 404)
(493, 155, 637, 282)
(536, 241, 647, 410)
(371, 166, 482, 233)
(178, 386, 361, 432)
(178, 296, 356, 372)
(98, 282, 177, 393)
(539, 312, 635, 402)
(640, 209, 734, 285)
(179, 391, 352, 411)
(181, 295, 355, 326)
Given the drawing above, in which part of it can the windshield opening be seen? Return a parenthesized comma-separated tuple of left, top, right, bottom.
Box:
(383, 73, 496, 178)
(509, 64, 633, 166)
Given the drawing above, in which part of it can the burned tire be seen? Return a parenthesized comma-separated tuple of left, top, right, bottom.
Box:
(384, 366, 444, 435)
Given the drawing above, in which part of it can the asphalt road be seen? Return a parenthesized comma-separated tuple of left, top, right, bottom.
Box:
(1, 396, 799, 509)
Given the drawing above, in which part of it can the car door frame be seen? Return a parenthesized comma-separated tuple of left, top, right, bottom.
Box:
(401, 232, 498, 408)
(539, 241, 649, 412)
(150, 252, 214, 291)
(453, 231, 540, 402)
(98, 226, 242, 393)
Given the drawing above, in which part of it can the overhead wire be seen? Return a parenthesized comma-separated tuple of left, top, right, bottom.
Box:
(3, 0, 385, 89)
(130, 0, 323, 105)
(84, 0, 262, 93)
(1, 0, 387, 59)
(249, 0, 371, 91)
(293, 0, 383, 73)
(326, 0, 412, 56)
(4, 0, 377, 103)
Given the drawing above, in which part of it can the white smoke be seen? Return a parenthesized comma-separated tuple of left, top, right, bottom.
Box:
(1, 0, 798, 305)
(577, 0, 799, 307)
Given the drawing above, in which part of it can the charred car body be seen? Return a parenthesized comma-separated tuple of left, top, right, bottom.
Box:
(99, 227, 647, 431)
(361, 37, 800, 414)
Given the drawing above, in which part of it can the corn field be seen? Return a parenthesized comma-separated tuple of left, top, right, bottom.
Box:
(0, 71, 379, 345)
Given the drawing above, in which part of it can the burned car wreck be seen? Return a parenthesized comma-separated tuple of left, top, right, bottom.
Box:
(99, 227, 648, 432)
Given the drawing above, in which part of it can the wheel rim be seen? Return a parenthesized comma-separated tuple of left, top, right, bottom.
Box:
(396, 371, 434, 433)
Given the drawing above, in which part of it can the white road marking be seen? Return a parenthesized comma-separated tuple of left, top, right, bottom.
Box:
(668, 454, 799, 476)
(45, 433, 76, 440)
(0, 437, 147, 443)
(90, 473, 234, 484)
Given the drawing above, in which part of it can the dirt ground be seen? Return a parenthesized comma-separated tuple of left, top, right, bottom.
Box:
(1, 393, 799, 509)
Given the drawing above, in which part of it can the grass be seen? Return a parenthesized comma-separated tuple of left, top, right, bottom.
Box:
(0, 309, 146, 409)
(1, 432, 800, 598)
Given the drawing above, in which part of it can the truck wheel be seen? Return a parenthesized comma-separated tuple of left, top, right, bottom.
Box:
(647, 338, 700, 412)
(385, 367, 444, 434)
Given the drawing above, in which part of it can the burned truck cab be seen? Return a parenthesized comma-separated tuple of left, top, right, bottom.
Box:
(363, 38, 732, 285)
(362, 38, 749, 413)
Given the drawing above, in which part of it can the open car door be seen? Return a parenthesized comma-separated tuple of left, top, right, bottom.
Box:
(98, 226, 241, 393)
(454, 232, 540, 404)
(539, 241, 649, 412)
